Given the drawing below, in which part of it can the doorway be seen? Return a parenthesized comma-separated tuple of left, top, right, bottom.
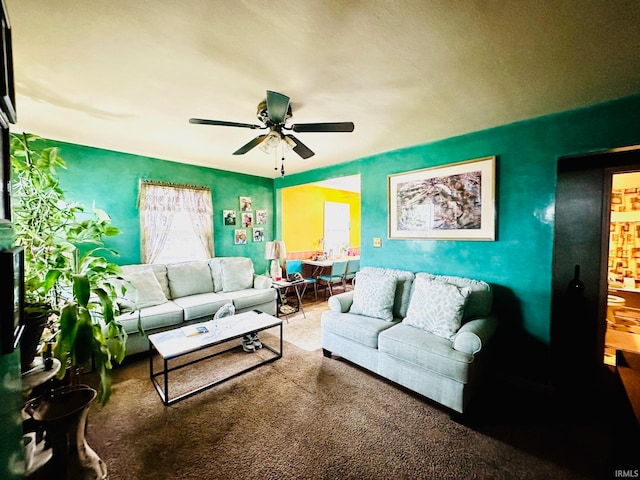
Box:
(604, 172, 640, 364)
(552, 146, 640, 391)
(280, 175, 361, 259)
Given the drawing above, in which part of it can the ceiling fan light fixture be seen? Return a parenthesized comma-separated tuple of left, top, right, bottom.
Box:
(283, 136, 296, 150)
(259, 130, 282, 153)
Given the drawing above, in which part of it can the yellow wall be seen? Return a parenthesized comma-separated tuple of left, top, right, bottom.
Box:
(282, 184, 361, 253)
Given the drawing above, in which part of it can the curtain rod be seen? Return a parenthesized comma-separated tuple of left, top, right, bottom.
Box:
(139, 179, 211, 191)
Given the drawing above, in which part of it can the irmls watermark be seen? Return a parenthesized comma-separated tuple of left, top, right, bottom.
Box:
(615, 470, 640, 478)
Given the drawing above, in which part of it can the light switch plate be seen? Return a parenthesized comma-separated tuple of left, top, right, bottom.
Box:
(373, 237, 382, 247)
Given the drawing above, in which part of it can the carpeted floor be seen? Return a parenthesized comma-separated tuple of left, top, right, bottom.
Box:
(81, 304, 636, 479)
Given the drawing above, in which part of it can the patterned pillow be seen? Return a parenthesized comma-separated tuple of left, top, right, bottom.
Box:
(349, 272, 397, 322)
(403, 276, 471, 340)
(120, 266, 168, 310)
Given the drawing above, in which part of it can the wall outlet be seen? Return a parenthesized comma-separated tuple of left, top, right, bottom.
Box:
(373, 237, 382, 247)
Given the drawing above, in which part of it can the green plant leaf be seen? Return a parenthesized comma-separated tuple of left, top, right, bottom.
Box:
(73, 318, 94, 365)
(42, 269, 61, 294)
(94, 287, 114, 324)
(73, 274, 91, 307)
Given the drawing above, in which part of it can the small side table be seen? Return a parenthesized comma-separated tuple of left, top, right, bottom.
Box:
(272, 280, 306, 320)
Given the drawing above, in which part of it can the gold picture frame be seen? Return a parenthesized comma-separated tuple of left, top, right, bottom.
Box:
(388, 156, 496, 240)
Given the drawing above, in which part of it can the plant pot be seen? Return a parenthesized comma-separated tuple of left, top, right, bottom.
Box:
(20, 309, 49, 372)
(24, 385, 107, 480)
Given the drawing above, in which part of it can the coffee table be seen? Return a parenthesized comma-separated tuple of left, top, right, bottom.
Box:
(148, 310, 282, 405)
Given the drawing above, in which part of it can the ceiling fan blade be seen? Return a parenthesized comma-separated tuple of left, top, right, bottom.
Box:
(266, 91, 290, 124)
(189, 118, 262, 129)
(292, 122, 355, 133)
(233, 135, 268, 155)
(287, 135, 315, 159)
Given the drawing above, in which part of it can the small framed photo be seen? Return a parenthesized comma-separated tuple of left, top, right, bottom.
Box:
(240, 196, 252, 212)
(223, 210, 236, 226)
(253, 227, 264, 242)
(256, 210, 267, 225)
(234, 229, 247, 245)
(242, 213, 253, 228)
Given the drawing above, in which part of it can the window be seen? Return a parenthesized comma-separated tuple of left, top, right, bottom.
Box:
(138, 182, 213, 264)
(324, 201, 350, 256)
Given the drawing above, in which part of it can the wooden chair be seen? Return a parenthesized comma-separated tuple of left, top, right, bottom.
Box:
(317, 261, 348, 299)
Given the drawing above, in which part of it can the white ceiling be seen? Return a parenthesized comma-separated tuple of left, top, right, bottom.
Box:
(6, 1, 640, 178)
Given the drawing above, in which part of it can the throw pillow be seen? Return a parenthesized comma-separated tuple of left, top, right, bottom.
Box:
(359, 267, 415, 319)
(167, 261, 214, 298)
(120, 267, 168, 310)
(403, 277, 471, 340)
(221, 257, 254, 292)
(348, 272, 397, 322)
(416, 272, 492, 321)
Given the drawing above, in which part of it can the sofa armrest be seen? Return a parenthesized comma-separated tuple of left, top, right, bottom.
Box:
(453, 314, 498, 355)
(253, 274, 272, 290)
(328, 291, 355, 313)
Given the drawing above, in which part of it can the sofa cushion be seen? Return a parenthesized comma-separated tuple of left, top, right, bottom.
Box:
(378, 324, 474, 384)
(321, 309, 399, 349)
(349, 272, 397, 322)
(208, 258, 224, 292)
(118, 265, 168, 310)
(172, 292, 230, 321)
(167, 261, 214, 298)
(403, 276, 471, 340)
(115, 301, 184, 335)
(220, 257, 254, 292)
(417, 273, 492, 321)
(359, 267, 415, 319)
(219, 288, 277, 311)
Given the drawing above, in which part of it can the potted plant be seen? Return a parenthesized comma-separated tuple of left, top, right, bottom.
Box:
(10, 133, 71, 369)
(13, 133, 129, 479)
(11, 132, 127, 402)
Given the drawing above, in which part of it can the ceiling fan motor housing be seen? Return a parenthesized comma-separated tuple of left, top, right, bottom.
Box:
(257, 100, 292, 126)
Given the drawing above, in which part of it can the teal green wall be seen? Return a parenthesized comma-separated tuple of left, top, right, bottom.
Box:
(275, 94, 640, 359)
(47, 142, 275, 273)
(0, 350, 25, 479)
(23, 94, 640, 383)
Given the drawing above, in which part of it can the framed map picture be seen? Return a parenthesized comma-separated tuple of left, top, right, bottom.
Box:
(388, 156, 496, 240)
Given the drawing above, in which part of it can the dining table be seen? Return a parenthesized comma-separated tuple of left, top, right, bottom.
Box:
(302, 256, 360, 279)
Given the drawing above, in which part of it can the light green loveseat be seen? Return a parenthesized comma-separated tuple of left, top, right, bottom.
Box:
(113, 257, 277, 356)
(321, 267, 497, 414)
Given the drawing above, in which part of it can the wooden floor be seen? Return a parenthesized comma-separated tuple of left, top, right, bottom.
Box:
(604, 320, 640, 365)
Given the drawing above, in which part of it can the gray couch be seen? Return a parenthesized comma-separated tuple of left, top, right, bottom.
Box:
(321, 267, 497, 414)
(114, 257, 277, 356)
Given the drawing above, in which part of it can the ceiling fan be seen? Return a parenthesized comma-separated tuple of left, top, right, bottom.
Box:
(189, 90, 355, 159)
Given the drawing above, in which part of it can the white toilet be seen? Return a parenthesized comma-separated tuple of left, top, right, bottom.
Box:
(607, 294, 626, 324)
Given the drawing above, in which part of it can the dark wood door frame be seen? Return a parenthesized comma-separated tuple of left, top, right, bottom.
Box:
(552, 146, 640, 394)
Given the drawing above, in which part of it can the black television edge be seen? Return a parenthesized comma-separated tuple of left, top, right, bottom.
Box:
(0, 247, 24, 354)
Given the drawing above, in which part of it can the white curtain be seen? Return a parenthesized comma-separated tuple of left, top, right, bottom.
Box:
(183, 187, 214, 258)
(138, 182, 213, 264)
